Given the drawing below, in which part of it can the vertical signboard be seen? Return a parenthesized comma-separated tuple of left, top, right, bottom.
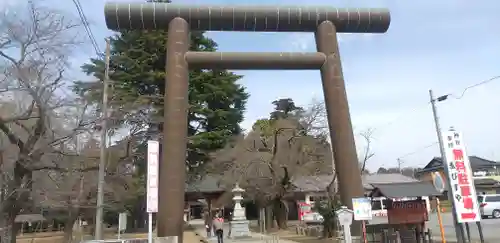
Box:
(442, 130, 480, 223)
(352, 198, 372, 221)
(118, 212, 127, 231)
(147, 140, 159, 213)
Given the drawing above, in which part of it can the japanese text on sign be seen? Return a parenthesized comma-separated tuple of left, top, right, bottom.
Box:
(442, 130, 480, 223)
(147, 140, 159, 213)
(387, 200, 428, 224)
(352, 197, 372, 221)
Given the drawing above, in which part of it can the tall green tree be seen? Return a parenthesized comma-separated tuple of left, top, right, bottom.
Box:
(270, 98, 303, 120)
(74, 29, 248, 174)
(73, 1, 249, 228)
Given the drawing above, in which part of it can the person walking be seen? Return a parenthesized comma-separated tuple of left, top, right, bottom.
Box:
(212, 213, 224, 243)
(203, 209, 212, 237)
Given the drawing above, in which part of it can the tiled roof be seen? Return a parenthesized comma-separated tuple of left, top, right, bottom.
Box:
(15, 214, 45, 223)
(291, 173, 418, 192)
(419, 156, 500, 173)
(187, 173, 419, 193)
(362, 173, 418, 189)
(370, 181, 442, 198)
(185, 175, 225, 193)
(474, 178, 500, 185)
(291, 175, 334, 192)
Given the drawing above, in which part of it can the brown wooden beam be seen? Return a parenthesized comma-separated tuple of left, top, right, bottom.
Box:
(104, 3, 390, 33)
(185, 52, 326, 70)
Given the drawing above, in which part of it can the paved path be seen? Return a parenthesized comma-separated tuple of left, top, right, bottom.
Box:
(367, 212, 497, 242)
(184, 230, 208, 243)
(425, 212, 498, 242)
(191, 214, 499, 243)
(189, 220, 298, 243)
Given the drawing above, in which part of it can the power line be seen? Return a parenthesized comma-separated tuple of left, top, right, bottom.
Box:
(435, 75, 500, 102)
(389, 75, 500, 166)
(370, 102, 430, 135)
(72, 0, 102, 56)
(397, 142, 438, 160)
(396, 142, 438, 166)
(367, 74, 500, 135)
(367, 76, 500, 172)
(375, 141, 438, 170)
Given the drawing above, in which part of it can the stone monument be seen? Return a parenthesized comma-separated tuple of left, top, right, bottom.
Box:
(229, 183, 250, 238)
(336, 206, 354, 243)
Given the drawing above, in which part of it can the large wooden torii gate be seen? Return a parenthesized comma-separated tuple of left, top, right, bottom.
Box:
(104, 3, 390, 240)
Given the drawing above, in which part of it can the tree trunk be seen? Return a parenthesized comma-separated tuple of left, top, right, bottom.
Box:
(8, 224, 17, 243)
(0, 216, 19, 243)
(0, 216, 10, 243)
(257, 207, 263, 232)
(323, 219, 337, 238)
(0, 160, 30, 243)
(138, 197, 147, 229)
(63, 209, 79, 243)
(273, 199, 288, 229)
(1, 190, 22, 243)
(264, 205, 274, 231)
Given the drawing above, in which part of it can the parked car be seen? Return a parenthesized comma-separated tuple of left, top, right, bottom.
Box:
(302, 212, 324, 223)
(478, 194, 500, 218)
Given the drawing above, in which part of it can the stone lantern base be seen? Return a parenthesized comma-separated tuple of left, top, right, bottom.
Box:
(229, 220, 251, 239)
(155, 236, 178, 243)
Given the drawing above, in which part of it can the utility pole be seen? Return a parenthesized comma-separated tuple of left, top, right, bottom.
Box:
(95, 38, 111, 240)
(429, 89, 464, 243)
(397, 158, 402, 173)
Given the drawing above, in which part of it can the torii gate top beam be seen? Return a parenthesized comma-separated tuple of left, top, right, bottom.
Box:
(104, 3, 390, 33)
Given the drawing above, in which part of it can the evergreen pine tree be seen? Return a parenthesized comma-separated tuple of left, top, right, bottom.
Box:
(75, 28, 248, 173)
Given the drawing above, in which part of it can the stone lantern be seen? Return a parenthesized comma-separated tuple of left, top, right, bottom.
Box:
(229, 183, 250, 238)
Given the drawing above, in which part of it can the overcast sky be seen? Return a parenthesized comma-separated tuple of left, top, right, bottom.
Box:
(4, 0, 499, 171)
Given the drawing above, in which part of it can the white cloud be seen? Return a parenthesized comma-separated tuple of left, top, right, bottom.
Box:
(0, 0, 26, 13)
(285, 33, 314, 52)
(0, 0, 17, 8)
(285, 32, 377, 52)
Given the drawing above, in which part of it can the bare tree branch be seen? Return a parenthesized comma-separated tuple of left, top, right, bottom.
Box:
(0, 3, 91, 242)
(359, 128, 375, 174)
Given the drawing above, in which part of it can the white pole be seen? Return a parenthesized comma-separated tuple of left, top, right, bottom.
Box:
(117, 214, 121, 240)
(148, 212, 153, 243)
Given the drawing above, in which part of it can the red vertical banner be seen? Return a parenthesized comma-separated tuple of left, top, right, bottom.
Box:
(442, 130, 480, 223)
